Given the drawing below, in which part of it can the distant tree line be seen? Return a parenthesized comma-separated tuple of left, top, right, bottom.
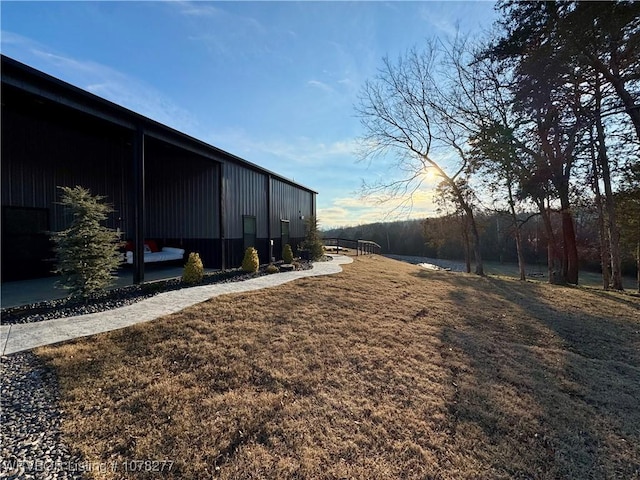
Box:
(354, 1, 640, 290)
(322, 201, 639, 278)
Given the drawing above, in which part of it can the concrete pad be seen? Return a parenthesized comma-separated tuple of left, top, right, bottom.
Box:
(0, 266, 219, 308)
(2, 255, 353, 355)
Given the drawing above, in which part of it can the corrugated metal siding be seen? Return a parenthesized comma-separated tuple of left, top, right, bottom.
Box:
(223, 162, 268, 238)
(1, 105, 131, 233)
(145, 143, 220, 239)
(270, 179, 313, 238)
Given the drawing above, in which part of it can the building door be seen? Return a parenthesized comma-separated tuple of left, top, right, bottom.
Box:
(280, 220, 290, 256)
(243, 215, 256, 251)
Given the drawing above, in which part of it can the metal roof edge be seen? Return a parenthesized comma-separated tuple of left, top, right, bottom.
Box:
(1, 54, 318, 195)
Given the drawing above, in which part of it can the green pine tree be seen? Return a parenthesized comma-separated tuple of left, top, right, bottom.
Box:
(301, 216, 325, 261)
(52, 186, 123, 298)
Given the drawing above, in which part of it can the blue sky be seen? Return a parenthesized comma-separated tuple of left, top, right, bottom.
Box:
(1, 1, 498, 228)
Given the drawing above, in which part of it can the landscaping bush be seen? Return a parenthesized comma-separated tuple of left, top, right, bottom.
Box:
(51, 186, 122, 298)
(266, 264, 279, 274)
(182, 252, 204, 284)
(301, 216, 325, 261)
(283, 244, 294, 264)
(242, 247, 259, 273)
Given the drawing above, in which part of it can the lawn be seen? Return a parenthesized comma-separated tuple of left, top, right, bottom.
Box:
(481, 260, 638, 291)
(37, 255, 640, 479)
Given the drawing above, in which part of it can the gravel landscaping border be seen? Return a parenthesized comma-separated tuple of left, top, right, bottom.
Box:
(0, 352, 87, 480)
(1, 261, 313, 326)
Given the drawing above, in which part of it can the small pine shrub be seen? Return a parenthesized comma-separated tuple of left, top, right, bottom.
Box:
(301, 216, 325, 261)
(242, 247, 259, 273)
(283, 244, 294, 264)
(182, 252, 204, 284)
(52, 186, 122, 298)
(266, 264, 279, 274)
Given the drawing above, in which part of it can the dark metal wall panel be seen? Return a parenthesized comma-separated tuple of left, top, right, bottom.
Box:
(1, 103, 131, 234)
(270, 178, 314, 238)
(158, 238, 219, 268)
(222, 162, 268, 239)
(145, 142, 220, 239)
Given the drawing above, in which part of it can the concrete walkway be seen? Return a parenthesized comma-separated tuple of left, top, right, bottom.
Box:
(1, 255, 353, 356)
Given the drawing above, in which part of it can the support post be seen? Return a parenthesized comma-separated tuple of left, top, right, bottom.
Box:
(267, 175, 273, 262)
(132, 126, 145, 284)
(219, 162, 226, 270)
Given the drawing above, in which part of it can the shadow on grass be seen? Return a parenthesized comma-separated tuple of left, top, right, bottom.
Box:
(411, 269, 640, 479)
(586, 287, 640, 310)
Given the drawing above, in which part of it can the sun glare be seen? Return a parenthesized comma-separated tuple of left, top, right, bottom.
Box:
(423, 167, 439, 184)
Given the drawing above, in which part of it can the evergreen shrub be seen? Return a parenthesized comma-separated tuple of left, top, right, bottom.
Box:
(266, 264, 279, 274)
(52, 186, 122, 298)
(301, 216, 325, 261)
(182, 252, 204, 284)
(283, 244, 294, 264)
(242, 247, 259, 273)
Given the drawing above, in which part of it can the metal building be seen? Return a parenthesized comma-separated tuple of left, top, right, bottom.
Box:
(1, 55, 317, 283)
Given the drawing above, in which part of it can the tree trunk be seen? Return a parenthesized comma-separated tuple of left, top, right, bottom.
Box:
(536, 115, 578, 284)
(557, 172, 579, 284)
(465, 207, 484, 276)
(507, 184, 526, 281)
(594, 166, 611, 290)
(596, 110, 623, 290)
(590, 130, 611, 289)
(594, 76, 624, 290)
(460, 213, 471, 274)
(537, 198, 562, 284)
(514, 222, 527, 282)
(560, 202, 579, 285)
(450, 178, 483, 276)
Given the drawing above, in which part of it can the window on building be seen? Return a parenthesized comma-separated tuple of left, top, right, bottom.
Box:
(243, 215, 256, 251)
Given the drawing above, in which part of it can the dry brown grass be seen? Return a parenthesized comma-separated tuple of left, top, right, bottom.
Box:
(37, 255, 640, 479)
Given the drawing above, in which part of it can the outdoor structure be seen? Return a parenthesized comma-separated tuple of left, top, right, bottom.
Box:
(1, 55, 316, 283)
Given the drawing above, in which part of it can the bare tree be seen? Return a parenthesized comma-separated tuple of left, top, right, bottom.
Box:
(356, 42, 485, 275)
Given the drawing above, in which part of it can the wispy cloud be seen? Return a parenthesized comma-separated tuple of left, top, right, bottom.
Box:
(318, 191, 438, 229)
(175, 0, 264, 31)
(307, 79, 335, 94)
(173, 1, 222, 17)
(1, 31, 199, 135)
(209, 128, 360, 167)
(173, 0, 267, 59)
(419, 6, 459, 38)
